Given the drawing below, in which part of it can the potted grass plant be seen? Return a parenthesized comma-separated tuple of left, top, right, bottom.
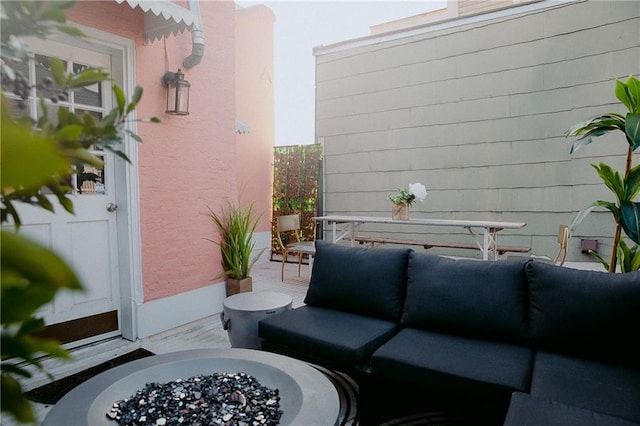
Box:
(207, 202, 264, 296)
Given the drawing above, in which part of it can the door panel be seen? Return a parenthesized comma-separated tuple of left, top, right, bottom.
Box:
(3, 39, 122, 340)
(70, 220, 114, 305)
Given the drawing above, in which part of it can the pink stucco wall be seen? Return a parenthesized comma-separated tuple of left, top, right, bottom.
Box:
(235, 6, 275, 232)
(68, 1, 237, 301)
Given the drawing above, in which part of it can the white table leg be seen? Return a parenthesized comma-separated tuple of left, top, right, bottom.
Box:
(482, 228, 490, 260)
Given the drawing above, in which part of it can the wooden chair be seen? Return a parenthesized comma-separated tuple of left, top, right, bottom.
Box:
(525, 224, 569, 266)
(552, 224, 569, 266)
(508, 224, 569, 266)
(275, 214, 316, 281)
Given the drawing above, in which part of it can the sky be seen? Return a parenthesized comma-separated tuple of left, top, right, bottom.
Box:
(236, 1, 447, 146)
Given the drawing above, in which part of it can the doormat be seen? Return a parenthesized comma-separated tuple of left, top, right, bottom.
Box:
(25, 348, 155, 404)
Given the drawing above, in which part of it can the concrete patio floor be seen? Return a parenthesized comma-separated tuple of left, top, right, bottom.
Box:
(2, 260, 311, 426)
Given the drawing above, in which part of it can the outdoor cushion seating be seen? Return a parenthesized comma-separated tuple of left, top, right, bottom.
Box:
(258, 240, 640, 425)
(370, 328, 533, 401)
(400, 254, 530, 344)
(371, 254, 534, 403)
(504, 392, 640, 426)
(260, 242, 410, 371)
(259, 305, 399, 371)
(528, 352, 640, 423)
(303, 242, 411, 321)
(526, 260, 640, 367)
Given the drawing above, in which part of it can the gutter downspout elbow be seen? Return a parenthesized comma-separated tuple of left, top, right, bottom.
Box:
(183, 0, 204, 69)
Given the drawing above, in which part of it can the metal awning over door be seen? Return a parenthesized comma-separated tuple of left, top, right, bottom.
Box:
(236, 119, 251, 135)
(114, 0, 196, 42)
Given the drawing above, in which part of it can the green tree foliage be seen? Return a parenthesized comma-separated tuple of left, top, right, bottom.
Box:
(1, 1, 157, 422)
(272, 144, 322, 255)
(566, 75, 640, 272)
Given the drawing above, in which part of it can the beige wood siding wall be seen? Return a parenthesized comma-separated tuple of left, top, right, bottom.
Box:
(458, 0, 537, 17)
(315, 0, 640, 261)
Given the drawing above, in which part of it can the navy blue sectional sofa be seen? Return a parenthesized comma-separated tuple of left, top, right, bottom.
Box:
(258, 240, 640, 425)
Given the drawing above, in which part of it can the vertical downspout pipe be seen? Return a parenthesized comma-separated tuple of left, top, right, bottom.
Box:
(183, 0, 204, 68)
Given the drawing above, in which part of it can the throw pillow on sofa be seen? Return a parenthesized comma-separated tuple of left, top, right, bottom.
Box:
(401, 253, 531, 344)
(526, 261, 640, 366)
(304, 240, 412, 321)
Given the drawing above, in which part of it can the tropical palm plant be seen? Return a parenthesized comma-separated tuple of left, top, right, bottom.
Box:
(566, 75, 640, 272)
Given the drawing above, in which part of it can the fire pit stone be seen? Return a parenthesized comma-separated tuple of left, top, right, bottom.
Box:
(43, 348, 339, 425)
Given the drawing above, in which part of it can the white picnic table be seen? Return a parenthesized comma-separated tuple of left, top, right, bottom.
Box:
(312, 215, 527, 261)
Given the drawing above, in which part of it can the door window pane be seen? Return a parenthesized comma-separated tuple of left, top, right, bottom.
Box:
(73, 63, 102, 107)
(76, 158, 105, 195)
(35, 54, 65, 102)
(4, 97, 29, 119)
(75, 108, 103, 124)
(37, 102, 60, 126)
(2, 48, 110, 197)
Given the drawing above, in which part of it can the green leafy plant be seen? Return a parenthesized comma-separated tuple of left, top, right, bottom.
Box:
(207, 203, 264, 280)
(1, 231, 82, 423)
(388, 182, 427, 206)
(271, 145, 322, 255)
(566, 75, 640, 272)
(588, 238, 640, 273)
(1, 1, 157, 422)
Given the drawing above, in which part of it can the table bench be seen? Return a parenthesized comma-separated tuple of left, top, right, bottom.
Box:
(354, 236, 530, 256)
(313, 215, 528, 260)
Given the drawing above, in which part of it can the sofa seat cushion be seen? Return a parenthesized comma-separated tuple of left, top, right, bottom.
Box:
(370, 328, 533, 401)
(504, 392, 640, 426)
(402, 253, 530, 344)
(531, 352, 640, 423)
(258, 305, 399, 370)
(304, 240, 412, 321)
(526, 261, 640, 365)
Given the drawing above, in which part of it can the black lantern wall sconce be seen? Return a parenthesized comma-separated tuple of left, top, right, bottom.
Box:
(161, 69, 191, 115)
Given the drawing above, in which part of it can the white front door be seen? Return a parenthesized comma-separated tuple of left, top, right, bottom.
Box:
(5, 40, 123, 345)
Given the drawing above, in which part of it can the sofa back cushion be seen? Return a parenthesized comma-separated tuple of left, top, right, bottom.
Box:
(402, 253, 530, 344)
(304, 240, 412, 321)
(527, 261, 640, 364)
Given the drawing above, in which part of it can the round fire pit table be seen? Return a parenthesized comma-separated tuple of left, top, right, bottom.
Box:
(43, 348, 339, 425)
(221, 291, 293, 349)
